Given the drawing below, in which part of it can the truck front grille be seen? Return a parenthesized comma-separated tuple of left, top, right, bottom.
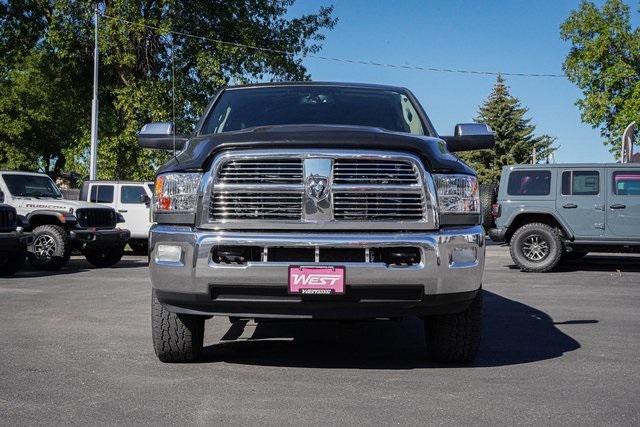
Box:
(0, 207, 17, 231)
(76, 208, 115, 228)
(209, 192, 303, 220)
(204, 150, 435, 230)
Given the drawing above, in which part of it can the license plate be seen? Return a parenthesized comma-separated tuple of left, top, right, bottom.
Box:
(288, 266, 345, 295)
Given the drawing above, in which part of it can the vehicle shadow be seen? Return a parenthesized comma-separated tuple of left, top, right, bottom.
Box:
(200, 290, 588, 368)
(506, 254, 640, 273)
(7, 256, 148, 278)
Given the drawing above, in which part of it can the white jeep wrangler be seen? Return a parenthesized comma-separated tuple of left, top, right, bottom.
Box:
(0, 171, 130, 270)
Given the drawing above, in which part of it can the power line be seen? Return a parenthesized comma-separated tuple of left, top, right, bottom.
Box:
(100, 13, 566, 79)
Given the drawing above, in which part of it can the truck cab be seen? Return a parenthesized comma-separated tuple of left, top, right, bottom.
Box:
(490, 163, 640, 272)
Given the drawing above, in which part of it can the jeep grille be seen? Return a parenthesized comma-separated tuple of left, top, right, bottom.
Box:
(0, 206, 17, 231)
(76, 208, 115, 228)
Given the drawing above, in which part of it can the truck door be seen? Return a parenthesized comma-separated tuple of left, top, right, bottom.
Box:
(606, 168, 640, 239)
(116, 184, 152, 240)
(556, 168, 605, 238)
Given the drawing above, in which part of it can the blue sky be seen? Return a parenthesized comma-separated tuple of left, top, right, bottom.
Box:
(288, 0, 640, 163)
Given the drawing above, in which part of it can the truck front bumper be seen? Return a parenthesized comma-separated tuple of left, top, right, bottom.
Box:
(0, 230, 33, 251)
(70, 228, 130, 247)
(149, 225, 485, 319)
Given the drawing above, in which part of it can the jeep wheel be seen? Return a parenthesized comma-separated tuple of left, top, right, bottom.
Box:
(28, 225, 70, 271)
(152, 291, 205, 363)
(0, 247, 27, 277)
(424, 290, 482, 364)
(510, 222, 563, 272)
(84, 243, 125, 268)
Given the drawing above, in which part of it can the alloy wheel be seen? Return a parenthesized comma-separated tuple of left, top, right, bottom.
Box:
(522, 234, 549, 262)
(33, 235, 56, 259)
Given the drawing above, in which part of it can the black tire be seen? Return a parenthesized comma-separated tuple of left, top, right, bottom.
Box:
(28, 224, 70, 271)
(84, 243, 125, 267)
(152, 291, 205, 363)
(0, 246, 27, 277)
(510, 222, 563, 272)
(129, 240, 149, 255)
(424, 290, 482, 363)
(479, 183, 497, 231)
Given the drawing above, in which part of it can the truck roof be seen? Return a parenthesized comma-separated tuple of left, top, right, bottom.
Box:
(0, 170, 48, 176)
(224, 81, 408, 93)
(506, 163, 639, 169)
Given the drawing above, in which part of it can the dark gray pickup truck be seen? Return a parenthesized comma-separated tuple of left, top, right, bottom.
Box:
(139, 82, 494, 363)
(0, 203, 32, 276)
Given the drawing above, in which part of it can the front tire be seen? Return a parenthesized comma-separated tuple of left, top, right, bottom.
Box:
(510, 222, 563, 272)
(424, 291, 482, 364)
(84, 243, 125, 267)
(152, 291, 205, 363)
(28, 225, 70, 271)
(0, 246, 27, 276)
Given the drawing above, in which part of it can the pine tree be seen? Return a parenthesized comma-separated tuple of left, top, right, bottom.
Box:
(459, 75, 556, 183)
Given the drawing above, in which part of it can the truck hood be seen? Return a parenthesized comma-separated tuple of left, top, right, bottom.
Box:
(158, 124, 475, 175)
(11, 197, 112, 213)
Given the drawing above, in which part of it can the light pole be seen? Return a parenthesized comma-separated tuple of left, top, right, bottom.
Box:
(89, 4, 99, 180)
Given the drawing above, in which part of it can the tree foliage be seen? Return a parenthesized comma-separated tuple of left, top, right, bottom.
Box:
(459, 75, 556, 183)
(560, 0, 640, 155)
(0, 0, 336, 182)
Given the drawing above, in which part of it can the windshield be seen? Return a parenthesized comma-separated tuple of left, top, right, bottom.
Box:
(201, 86, 427, 136)
(3, 174, 63, 198)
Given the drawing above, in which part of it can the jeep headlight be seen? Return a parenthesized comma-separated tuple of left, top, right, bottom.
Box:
(154, 173, 202, 213)
(434, 174, 479, 215)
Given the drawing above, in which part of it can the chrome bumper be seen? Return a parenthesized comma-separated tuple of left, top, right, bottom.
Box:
(149, 225, 485, 300)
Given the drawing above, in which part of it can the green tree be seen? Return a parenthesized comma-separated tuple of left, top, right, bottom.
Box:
(459, 75, 556, 183)
(0, 1, 336, 181)
(560, 0, 640, 155)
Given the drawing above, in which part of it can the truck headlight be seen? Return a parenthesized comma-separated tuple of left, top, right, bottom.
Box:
(154, 173, 202, 213)
(434, 174, 479, 214)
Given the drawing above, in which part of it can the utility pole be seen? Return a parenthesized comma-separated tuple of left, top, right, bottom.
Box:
(89, 5, 99, 180)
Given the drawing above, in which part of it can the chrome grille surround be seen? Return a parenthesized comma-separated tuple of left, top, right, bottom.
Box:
(199, 149, 438, 230)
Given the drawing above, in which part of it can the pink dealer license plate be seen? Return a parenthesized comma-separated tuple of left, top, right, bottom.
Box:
(288, 266, 345, 295)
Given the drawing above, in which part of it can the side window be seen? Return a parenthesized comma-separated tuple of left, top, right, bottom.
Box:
(120, 186, 147, 204)
(507, 170, 551, 196)
(561, 171, 599, 196)
(90, 185, 114, 203)
(612, 171, 640, 196)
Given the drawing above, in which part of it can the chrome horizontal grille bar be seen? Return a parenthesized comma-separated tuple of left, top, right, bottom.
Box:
(218, 159, 303, 184)
(202, 150, 437, 230)
(334, 193, 425, 220)
(333, 159, 418, 185)
(210, 192, 302, 220)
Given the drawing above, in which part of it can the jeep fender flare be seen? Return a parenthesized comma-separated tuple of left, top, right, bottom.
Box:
(26, 210, 77, 229)
(503, 208, 575, 241)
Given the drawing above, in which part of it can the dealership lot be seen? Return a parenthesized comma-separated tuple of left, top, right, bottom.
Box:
(1, 245, 639, 425)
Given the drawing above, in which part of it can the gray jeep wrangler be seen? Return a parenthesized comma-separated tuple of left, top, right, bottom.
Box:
(489, 163, 640, 272)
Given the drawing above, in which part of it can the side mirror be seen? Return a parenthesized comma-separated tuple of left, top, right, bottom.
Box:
(138, 122, 188, 151)
(142, 194, 151, 207)
(442, 123, 495, 152)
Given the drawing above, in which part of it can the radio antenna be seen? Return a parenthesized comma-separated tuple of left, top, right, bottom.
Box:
(171, 35, 177, 160)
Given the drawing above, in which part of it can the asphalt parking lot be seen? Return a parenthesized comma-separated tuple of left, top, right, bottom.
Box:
(1, 245, 639, 426)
